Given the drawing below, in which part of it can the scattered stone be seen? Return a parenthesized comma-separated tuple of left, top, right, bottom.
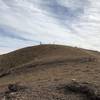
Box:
(65, 81, 100, 100)
(8, 84, 18, 92)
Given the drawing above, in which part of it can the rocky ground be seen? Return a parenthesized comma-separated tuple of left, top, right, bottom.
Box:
(0, 45, 100, 100)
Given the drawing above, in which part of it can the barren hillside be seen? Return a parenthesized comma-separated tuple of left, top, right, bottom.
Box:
(0, 44, 100, 100)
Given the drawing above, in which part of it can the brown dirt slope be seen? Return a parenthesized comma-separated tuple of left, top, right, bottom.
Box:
(0, 44, 97, 69)
(0, 44, 100, 100)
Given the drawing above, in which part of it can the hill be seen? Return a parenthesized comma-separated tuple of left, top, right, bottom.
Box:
(0, 44, 98, 69)
(0, 44, 100, 100)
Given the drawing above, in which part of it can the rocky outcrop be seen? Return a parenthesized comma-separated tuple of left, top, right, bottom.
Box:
(64, 81, 100, 100)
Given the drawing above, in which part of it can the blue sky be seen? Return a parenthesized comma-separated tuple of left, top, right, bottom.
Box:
(0, 0, 100, 54)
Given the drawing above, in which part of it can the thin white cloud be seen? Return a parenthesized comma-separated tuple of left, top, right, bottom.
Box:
(0, 0, 100, 54)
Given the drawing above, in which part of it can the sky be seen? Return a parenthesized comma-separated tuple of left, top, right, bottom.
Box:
(0, 0, 100, 54)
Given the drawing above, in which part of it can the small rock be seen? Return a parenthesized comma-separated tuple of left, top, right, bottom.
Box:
(8, 84, 18, 92)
